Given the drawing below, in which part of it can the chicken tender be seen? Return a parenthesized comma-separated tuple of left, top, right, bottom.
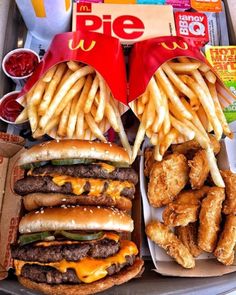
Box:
(162, 187, 209, 227)
(214, 215, 236, 265)
(176, 222, 202, 257)
(148, 153, 189, 207)
(171, 134, 220, 158)
(189, 150, 210, 189)
(221, 170, 236, 215)
(198, 187, 225, 252)
(144, 147, 156, 177)
(146, 220, 195, 269)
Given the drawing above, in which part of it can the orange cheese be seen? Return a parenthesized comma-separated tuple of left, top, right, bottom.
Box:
(96, 162, 116, 173)
(52, 176, 133, 198)
(14, 240, 138, 283)
(35, 232, 120, 247)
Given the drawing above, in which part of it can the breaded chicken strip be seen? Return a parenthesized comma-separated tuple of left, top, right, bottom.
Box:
(144, 147, 156, 177)
(198, 187, 225, 252)
(214, 215, 236, 265)
(171, 134, 220, 157)
(162, 187, 209, 227)
(189, 150, 210, 189)
(176, 223, 202, 258)
(146, 220, 195, 268)
(148, 153, 189, 207)
(221, 170, 236, 215)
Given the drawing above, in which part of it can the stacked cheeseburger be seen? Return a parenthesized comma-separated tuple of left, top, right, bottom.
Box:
(12, 140, 144, 295)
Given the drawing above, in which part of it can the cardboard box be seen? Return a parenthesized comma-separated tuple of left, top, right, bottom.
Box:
(72, 3, 176, 44)
(0, 133, 25, 280)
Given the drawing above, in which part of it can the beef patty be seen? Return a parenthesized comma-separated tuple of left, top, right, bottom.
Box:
(14, 176, 135, 198)
(30, 164, 138, 184)
(20, 255, 135, 284)
(12, 238, 119, 263)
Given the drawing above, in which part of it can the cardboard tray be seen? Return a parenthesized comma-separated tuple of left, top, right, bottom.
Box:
(1, 0, 236, 294)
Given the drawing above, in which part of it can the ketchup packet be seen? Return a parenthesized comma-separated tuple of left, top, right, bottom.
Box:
(128, 36, 236, 122)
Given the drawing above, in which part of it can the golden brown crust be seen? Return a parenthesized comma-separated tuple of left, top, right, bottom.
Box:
(19, 206, 133, 234)
(148, 154, 189, 208)
(214, 215, 236, 265)
(188, 150, 210, 190)
(144, 147, 156, 177)
(146, 220, 195, 269)
(176, 223, 202, 258)
(198, 187, 225, 252)
(162, 187, 209, 227)
(221, 170, 236, 215)
(18, 258, 144, 295)
(23, 193, 132, 212)
(18, 140, 130, 166)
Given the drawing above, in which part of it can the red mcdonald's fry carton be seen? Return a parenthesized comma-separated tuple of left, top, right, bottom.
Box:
(16, 30, 128, 140)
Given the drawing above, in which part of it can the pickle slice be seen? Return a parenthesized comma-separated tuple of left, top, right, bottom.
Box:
(56, 230, 104, 241)
(106, 161, 130, 168)
(19, 231, 52, 246)
(51, 159, 93, 165)
(21, 161, 49, 170)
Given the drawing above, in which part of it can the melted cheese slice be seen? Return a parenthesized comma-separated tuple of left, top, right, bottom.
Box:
(52, 176, 133, 198)
(14, 240, 138, 283)
(35, 232, 120, 247)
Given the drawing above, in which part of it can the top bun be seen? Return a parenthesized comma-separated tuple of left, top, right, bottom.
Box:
(18, 140, 130, 166)
(19, 206, 134, 234)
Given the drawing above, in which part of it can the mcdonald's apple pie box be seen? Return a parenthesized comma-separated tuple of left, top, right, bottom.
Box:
(72, 2, 176, 44)
(0, 133, 25, 280)
(128, 36, 236, 277)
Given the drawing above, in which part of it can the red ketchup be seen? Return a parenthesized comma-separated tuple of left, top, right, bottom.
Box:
(0, 93, 24, 123)
(4, 51, 38, 77)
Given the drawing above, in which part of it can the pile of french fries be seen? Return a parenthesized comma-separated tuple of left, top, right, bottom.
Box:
(130, 57, 233, 187)
(15, 61, 131, 156)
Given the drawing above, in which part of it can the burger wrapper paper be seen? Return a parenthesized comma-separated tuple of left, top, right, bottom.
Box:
(0, 133, 25, 279)
(130, 36, 236, 277)
(128, 36, 236, 143)
(17, 30, 128, 140)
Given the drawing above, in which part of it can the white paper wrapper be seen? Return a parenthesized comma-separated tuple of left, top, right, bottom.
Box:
(140, 138, 236, 277)
(15, 0, 72, 41)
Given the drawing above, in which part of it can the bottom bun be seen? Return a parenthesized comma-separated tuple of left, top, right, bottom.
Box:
(23, 193, 132, 212)
(18, 258, 144, 295)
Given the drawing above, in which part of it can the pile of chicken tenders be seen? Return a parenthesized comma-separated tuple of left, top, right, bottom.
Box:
(144, 136, 236, 269)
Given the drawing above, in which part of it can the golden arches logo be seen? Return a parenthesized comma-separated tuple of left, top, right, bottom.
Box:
(161, 42, 188, 51)
(31, 0, 71, 18)
(78, 5, 91, 12)
(68, 39, 96, 51)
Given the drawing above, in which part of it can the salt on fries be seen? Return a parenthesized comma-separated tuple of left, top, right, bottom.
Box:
(15, 61, 131, 157)
(131, 58, 233, 188)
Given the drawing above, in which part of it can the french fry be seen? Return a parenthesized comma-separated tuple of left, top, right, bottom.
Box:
(27, 93, 38, 133)
(150, 133, 158, 146)
(167, 61, 200, 72)
(197, 105, 213, 132)
(207, 82, 233, 138)
(39, 65, 94, 129)
(55, 77, 86, 116)
(67, 61, 81, 72)
(160, 85, 171, 135)
(38, 63, 67, 116)
(131, 121, 146, 163)
(85, 112, 106, 142)
(42, 65, 58, 82)
(170, 115, 195, 141)
(57, 100, 72, 137)
(206, 146, 225, 187)
(155, 67, 192, 119)
(95, 74, 108, 123)
(84, 75, 99, 114)
(143, 91, 155, 129)
(198, 62, 211, 73)
(161, 62, 199, 110)
(75, 110, 84, 139)
(67, 75, 93, 138)
(154, 136, 162, 161)
(205, 71, 217, 84)
(160, 128, 178, 156)
(15, 107, 28, 124)
(179, 75, 223, 140)
(104, 96, 119, 132)
(56, 69, 73, 93)
(141, 91, 149, 104)
(44, 115, 60, 134)
(137, 99, 145, 115)
(30, 80, 47, 105)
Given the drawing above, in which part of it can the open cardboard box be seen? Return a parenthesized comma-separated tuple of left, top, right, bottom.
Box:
(0, 0, 236, 294)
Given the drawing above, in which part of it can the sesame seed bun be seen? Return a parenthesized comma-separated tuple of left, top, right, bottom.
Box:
(19, 206, 134, 234)
(18, 140, 130, 166)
